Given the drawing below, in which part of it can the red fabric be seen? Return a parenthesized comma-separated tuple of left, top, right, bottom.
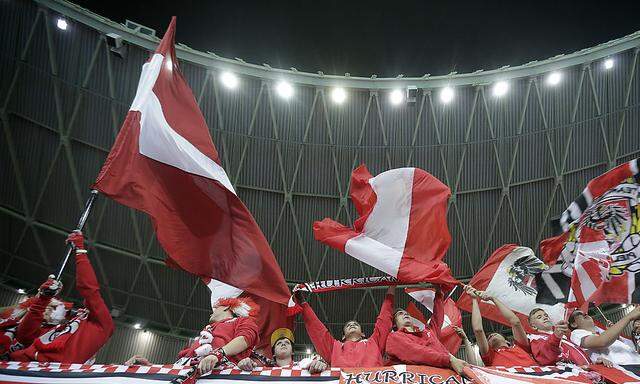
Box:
(528, 332, 591, 366)
(13, 296, 54, 347)
(587, 160, 636, 199)
(300, 294, 393, 368)
(177, 317, 258, 364)
(540, 233, 569, 266)
(568, 227, 611, 310)
(313, 165, 458, 288)
(385, 328, 451, 367)
(92, 18, 290, 306)
(480, 343, 537, 367)
(10, 253, 114, 363)
(245, 295, 293, 354)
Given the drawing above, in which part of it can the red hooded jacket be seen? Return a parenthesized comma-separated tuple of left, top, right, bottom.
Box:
(10, 252, 114, 363)
(301, 294, 393, 368)
(385, 291, 450, 367)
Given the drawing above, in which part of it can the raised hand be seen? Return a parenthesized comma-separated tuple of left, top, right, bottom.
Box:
(39, 275, 63, 297)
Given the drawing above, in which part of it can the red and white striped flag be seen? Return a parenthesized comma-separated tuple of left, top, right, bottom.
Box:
(405, 288, 463, 354)
(93, 18, 290, 306)
(313, 165, 458, 288)
(567, 227, 611, 310)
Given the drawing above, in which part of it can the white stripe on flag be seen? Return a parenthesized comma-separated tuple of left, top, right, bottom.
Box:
(344, 168, 414, 278)
(132, 53, 235, 194)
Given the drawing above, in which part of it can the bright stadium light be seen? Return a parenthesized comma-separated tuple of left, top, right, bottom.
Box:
(492, 81, 509, 97)
(306, 348, 311, 354)
(56, 18, 68, 31)
(133, 323, 142, 330)
(276, 81, 293, 99)
(389, 89, 404, 105)
(220, 72, 239, 89)
(17, 288, 26, 294)
(331, 87, 347, 104)
(604, 58, 614, 70)
(546, 72, 562, 86)
(439, 86, 454, 104)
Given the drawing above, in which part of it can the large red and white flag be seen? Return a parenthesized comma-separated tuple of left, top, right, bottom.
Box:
(405, 288, 462, 354)
(93, 18, 290, 305)
(313, 165, 458, 288)
(567, 227, 611, 310)
(457, 245, 564, 332)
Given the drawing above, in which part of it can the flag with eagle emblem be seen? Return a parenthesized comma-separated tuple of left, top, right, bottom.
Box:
(457, 245, 565, 332)
(536, 158, 640, 306)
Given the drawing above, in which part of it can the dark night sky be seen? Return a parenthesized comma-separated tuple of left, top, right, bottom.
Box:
(72, 0, 640, 77)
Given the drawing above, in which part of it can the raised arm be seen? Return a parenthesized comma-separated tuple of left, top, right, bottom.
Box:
(15, 278, 61, 345)
(68, 232, 114, 335)
(453, 326, 481, 366)
(468, 286, 489, 357)
(370, 286, 395, 349)
(300, 302, 335, 362)
(482, 293, 528, 348)
(580, 307, 640, 349)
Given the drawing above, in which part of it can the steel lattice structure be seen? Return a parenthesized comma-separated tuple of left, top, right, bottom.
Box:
(1, 0, 640, 360)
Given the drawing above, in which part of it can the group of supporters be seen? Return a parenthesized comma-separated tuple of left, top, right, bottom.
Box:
(3, 231, 640, 378)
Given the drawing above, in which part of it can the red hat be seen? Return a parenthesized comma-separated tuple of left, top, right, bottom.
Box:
(215, 297, 260, 318)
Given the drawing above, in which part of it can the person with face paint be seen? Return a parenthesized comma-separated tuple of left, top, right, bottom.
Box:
(173, 297, 260, 374)
(384, 289, 468, 375)
(297, 286, 395, 368)
(236, 328, 327, 373)
(10, 231, 114, 363)
(526, 308, 591, 365)
(568, 307, 640, 365)
(467, 285, 536, 367)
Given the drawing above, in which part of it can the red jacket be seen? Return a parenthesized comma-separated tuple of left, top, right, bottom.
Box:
(385, 292, 450, 367)
(481, 342, 537, 367)
(13, 296, 55, 348)
(301, 294, 393, 368)
(10, 253, 114, 363)
(177, 316, 258, 364)
(528, 332, 591, 366)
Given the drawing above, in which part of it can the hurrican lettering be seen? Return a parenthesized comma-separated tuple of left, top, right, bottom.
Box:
(340, 370, 464, 384)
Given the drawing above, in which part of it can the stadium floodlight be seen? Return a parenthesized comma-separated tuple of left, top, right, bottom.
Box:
(604, 58, 614, 70)
(220, 72, 239, 89)
(389, 89, 404, 105)
(546, 72, 562, 86)
(133, 323, 142, 330)
(331, 87, 347, 104)
(439, 86, 454, 104)
(306, 348, 311, 354)
(17, 288, 26, 294)
(492, 81, 509, 97)
(276, 81, 293, 99)
(56, 18, 68, 30)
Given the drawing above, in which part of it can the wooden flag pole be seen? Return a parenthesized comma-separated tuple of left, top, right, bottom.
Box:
(55, 189, 100, 280)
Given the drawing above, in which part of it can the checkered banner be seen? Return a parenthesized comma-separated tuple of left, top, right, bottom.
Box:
(0, 362, 341, 383)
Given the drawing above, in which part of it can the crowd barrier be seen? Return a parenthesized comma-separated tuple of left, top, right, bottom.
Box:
(2, 361, 640, 384)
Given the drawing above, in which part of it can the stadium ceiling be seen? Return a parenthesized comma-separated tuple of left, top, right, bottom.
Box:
(1, 0, 640, 349)
(35, 0, 640, 89)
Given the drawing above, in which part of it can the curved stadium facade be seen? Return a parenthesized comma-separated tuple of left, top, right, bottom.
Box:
(1, 0, 639, 363)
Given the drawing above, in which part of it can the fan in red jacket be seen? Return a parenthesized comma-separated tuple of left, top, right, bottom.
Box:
(10, 231, 114, 363)
(0, 297, 37, 359)
(467, 286, 537, 368)
(385, 289, 467, 375)
(125, 296, 260, 374)
(527, 308, 592, 365)
(298, 286, 395, 368)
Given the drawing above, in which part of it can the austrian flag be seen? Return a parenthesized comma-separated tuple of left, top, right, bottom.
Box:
(313, 165, 458, 288)
(93, 18, 290, 306)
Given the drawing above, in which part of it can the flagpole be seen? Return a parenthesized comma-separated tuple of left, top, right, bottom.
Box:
(55, 189, 99, 280)
(595, 305, 613, 327)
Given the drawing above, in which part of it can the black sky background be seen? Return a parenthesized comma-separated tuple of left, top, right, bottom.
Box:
(72, 0, 640, 77)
